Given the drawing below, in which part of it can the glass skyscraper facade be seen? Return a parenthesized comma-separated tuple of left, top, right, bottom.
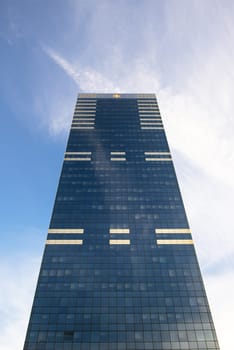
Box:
(24, 93, 219, 350)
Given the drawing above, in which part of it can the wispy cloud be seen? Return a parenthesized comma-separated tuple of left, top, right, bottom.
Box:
(44, 44, 234, 189)
(44, 47, 119, 92)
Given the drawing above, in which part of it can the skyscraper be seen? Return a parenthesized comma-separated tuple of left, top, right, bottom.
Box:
(24, 93, 219, 350)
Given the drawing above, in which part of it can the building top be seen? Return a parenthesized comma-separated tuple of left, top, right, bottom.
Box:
(78, 93, 156, 99)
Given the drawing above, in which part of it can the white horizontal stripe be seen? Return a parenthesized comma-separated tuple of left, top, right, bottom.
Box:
(139, 110, 160, 112)
(73, 118, 95, 121)
(157, 239, 193, 245)
(138, 107, 158, 109)
(139, 111, 159, 113)
(139, 116, 160, 118)
(144, 152, 170, 155)
(64, 158, 91, 161)
(111, 158, 126, 161)
(74, 113, 96, 115)
(141, 127, 164, 130)
(155, 228, 191, 234)
(109, 239, 130, 245)
(76, 106, 96, 109)
(138, 104, 158, 107)
(76, 103, 96, 105)
(76, 106, 95, 108)
(138, 100, 157, 103)
(77, 104, 96, 106)
(140, 118, 161, 121)
(65, 152, 91, 155)
(109, 229, 130, 234)
(140, 119, 162, 121)
(77, 100, 97, 102)
(74, 114, 96, 116)
(145, 158, 172, 161)
(71, 127, 94, 129)
(139, 110, 160, 113)
(75, 110, 96, 113)
(138, 104, 157, 105)
(140, 123, 163, 125)
(48, 229, 84, 233)
(111, 152, 126, 155)
(46, 239, 83, 245)
(73, 118, 95, 120)
(72, 122, 95, 125)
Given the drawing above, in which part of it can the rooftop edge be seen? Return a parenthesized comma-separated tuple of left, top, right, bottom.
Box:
(78, 93, 156, 99)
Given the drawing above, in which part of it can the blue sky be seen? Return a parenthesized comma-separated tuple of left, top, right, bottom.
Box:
(1, 1, 234, 349)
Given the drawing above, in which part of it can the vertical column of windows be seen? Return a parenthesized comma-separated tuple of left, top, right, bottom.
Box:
(138, 99, 163, 130)
(72, 99, 96, 129)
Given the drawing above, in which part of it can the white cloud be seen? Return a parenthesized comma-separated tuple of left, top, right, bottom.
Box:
(159, 92, 234, 192)
(33, 91, 73, 136)
(0, 256, 40, 350)
(204, 271, 234, 350)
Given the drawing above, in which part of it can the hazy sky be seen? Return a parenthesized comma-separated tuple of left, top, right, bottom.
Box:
(1, 1, 234, 349)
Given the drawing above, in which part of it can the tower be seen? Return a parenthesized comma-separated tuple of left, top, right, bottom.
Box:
(24, 93, 219, 350)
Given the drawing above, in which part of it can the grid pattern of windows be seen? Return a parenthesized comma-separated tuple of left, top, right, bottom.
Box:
(23, 93, 219, 350)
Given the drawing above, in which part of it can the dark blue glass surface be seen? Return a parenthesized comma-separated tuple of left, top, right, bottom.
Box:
(23, 94, 219, 350)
